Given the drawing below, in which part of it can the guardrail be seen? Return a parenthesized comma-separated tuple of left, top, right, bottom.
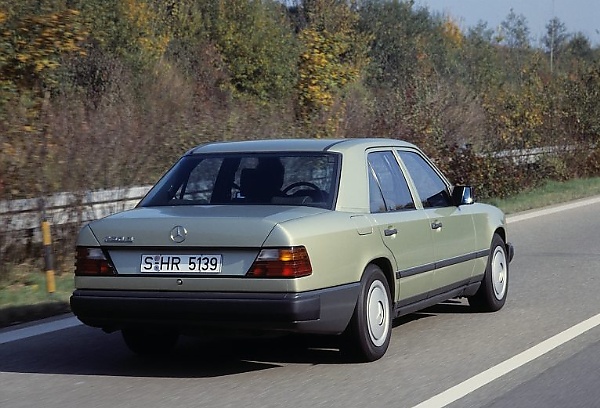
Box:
(0, 186, 151, 241)
(489, 146, 577, 164)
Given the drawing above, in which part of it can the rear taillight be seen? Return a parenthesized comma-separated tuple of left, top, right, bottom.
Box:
(75, 247, 115, 276)
(247, 246, 312, 278)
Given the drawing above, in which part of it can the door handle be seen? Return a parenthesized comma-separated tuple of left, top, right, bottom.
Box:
(384, 228, 398, 236)
(431, 221, 443, 230)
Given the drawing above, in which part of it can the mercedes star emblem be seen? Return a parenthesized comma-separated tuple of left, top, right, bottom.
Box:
(170, 225, 187, 243)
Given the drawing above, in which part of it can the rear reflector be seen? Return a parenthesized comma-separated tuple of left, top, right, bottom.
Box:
(247, 246, 312, 278)
(75, 247, 115, 276)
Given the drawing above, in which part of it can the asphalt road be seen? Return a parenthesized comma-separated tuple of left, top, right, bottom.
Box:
(1, 197, 600, 408)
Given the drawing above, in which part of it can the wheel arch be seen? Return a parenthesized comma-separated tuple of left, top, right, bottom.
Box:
(494, 226, 506, 243)
(368, 257, 395, 301)
(493, 225, 514, 263)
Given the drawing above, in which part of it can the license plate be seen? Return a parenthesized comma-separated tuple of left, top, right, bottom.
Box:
(140, 254, 222, 273)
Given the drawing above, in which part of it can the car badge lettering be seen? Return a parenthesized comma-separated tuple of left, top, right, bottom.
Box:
(170, 226, 187, 243)
(104, 236, 134, 243)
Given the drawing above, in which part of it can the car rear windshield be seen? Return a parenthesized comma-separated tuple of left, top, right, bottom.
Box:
(139, 153, 340, 209)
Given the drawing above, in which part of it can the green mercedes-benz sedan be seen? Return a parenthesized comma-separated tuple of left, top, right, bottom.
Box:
(70, 138, 514, 362)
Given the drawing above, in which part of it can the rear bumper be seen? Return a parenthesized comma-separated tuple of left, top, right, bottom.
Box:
(70, 284, 360, 335)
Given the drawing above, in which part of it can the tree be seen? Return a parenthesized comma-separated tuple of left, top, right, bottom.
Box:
(499, 9, 530, 49)
(208, 0, 299, 101)
(542, 17, 568, 54)
(296, 0, 371, 133)
(542, 17, 568, 72)
(497, 10, 533, 82)
(359, 0, 436, 88)
(462, 22, 503, 92)
(67, 1, 159, 61)
(121, 0, 171, 61)
(565, 33, 593, 61)
(563, 64, 600, 143)
(0, 2, 86, 92)
(483, 58, 548, 150)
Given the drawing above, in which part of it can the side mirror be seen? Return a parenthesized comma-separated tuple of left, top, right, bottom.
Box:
(452, 185, 475, 206)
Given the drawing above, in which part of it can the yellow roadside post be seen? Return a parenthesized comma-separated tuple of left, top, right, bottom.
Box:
(40, 199, 56, 294)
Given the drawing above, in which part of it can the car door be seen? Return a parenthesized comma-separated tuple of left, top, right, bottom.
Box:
(367, 150, 435, 305)
(397, 150, 478, 294)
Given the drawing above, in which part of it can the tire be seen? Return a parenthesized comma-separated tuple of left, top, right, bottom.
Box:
(468, 233, 509, 312)
(121, 328, 179, 356)
(341, 264, 392, 362)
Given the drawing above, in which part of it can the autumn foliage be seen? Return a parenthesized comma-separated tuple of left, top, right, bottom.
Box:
(1, 0, 600, 203)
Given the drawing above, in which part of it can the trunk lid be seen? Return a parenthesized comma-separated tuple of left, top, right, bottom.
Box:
(85, 205, 328, 276)
(88, 205, 327, 247)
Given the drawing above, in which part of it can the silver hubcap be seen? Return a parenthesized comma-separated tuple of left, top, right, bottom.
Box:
(366, 280, 390, 347)
(491, 246, 507, 300)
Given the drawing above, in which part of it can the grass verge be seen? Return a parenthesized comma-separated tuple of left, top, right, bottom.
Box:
(0, 261, 73, 327)
(483, 177, 600, 214)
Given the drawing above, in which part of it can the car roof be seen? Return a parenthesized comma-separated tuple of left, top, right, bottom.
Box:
(188, 138, 418, 155)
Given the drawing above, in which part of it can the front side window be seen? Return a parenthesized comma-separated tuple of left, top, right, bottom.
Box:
(368, 151, 415, 213)
(139, 153, 339, 209)
(398, 151, 452, 208)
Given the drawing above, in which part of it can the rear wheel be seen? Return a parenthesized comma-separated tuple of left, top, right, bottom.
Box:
(121, 328, 179, 356)
(469, 233, 509, 312)
(342, 264, 392, 362)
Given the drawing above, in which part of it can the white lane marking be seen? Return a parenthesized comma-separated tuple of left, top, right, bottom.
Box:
(0, 316, 81, 345)
(507, 195, 600, 223)
(412, 313, 600, 408)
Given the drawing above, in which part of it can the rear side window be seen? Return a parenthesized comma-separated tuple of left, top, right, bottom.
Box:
(398, 151, 452, 208)
(368, 151, 415, 213)
(139, 153, 339, 209)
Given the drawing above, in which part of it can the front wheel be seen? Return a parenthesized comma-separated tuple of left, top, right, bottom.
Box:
(468, 233, 509, 312)
(341, 264, 392, 362)
(122, 328, 179, 356)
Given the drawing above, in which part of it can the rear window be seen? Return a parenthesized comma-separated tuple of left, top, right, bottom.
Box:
(139, 153, 340, 209)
